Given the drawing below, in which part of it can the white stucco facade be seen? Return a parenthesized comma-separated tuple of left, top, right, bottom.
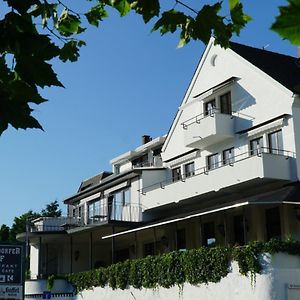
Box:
(20, 39, 300, 300)
(72, 253, 300, 300)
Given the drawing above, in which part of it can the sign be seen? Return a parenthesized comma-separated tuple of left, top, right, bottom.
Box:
(0, 243, 24, 300)
(43, 291, 52, 299)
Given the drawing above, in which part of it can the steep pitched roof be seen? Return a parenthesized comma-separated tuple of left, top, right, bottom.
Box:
(230, 41, 300, 94)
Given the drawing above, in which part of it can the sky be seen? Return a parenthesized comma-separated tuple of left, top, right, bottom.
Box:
(0, 1, 297, 226)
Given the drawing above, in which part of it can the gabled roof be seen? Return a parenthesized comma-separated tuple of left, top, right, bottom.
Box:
(78, 171, 113, 192)
(230, 41, 300, 94)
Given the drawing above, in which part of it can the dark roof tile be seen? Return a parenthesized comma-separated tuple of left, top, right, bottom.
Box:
(230, 41, 300, 94)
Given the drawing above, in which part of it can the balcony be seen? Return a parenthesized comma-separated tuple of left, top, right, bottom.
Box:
(29, 216, 80, 232)
(182, 110, 234, 149)
(87, 201, 143, 225)
(140, 148, 296, 209)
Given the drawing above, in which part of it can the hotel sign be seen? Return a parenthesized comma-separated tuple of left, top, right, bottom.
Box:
(0, 243, 24, 300)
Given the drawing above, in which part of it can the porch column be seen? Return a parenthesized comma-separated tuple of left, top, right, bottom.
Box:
(134, 232, 138, 259)
(198, 216, 203, 247)
(89, 232, 93, 269)
(70, 236, 73, 273)
(38, 236, 42, 277)
(153, 227, 157, 255)
(174, 222, 178, 250)
(111, 226, 115, 264)
(223, 212, 228, 246)
(243, 207, 248, 245)
(45, 243, 48, 276)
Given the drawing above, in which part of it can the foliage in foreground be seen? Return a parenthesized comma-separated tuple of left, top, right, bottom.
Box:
(53, 239, 300, 293)
(1, 0, 299, 134)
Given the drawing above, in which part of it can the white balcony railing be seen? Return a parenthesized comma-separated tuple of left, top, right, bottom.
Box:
(29, 216, 80, 232)
(140, 148, 295, 209)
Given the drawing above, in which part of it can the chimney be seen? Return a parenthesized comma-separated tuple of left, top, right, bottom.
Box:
(141, 135, 151, 145)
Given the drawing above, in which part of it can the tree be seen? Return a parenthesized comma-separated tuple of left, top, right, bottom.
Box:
(0, 0, 299, 135)
(41, 200, 62, 217)
(0, 224, 10, 241)
(9, 210, 41, 241)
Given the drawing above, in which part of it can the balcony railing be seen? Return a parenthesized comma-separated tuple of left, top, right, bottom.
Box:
(140, 147, 295, 194)
(28, 202, 143, 233)
(29, 216, 80, 232)
(87, 202, 143, 224)
(181, 109, 252, 129)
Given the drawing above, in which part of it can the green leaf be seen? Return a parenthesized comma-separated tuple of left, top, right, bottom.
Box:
(59, 40, 86, 62)
(57, 9, 83, 37)
(130, 0, 160, 23)
(112, 0, 131, 17)
(4, 0, 39, 14)
(85, 4, 108, 26)
(229, 0, 239, 10)
(152, 10, 189, 35)
(271, 0, 300, 45)
(15, 57, 63, 88)
(229, 1, 251, 35)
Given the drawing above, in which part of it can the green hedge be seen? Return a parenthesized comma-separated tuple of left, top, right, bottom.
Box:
(51, 239, 300, 293)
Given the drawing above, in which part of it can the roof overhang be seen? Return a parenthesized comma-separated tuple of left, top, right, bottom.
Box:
(101, 184, 300, 240)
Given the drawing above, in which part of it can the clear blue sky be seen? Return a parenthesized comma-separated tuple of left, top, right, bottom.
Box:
(0, 1, 297, 226)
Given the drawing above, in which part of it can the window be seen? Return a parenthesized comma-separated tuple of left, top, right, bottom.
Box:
(132, 154, 148, 167)
(250, 136, 263, 156)
(222, 148, 234, 165)
(268, 130, 283, 155)
(233, 215, 245, 246)
(88, 198, 106, 223)
(144, 242, 155, 256)
(265, 207, 281, 241)
(172, 167, 181, 182)
(207, 153, 219, 170)
(114, 189, 130, 206)
(202, 222, 216, 246)
(176, 228, 186, 250)
(220, 92, 232, 115)
(184, 162, 195, 178)
(204, 99, 216, 116)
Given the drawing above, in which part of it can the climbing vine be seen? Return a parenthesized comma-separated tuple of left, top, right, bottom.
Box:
(48, 239, 300, 293)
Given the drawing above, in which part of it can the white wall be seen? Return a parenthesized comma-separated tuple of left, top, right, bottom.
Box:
(73, 253, 300, 300)
(162, 39, 295, 162)
(142, 153, 292, 209)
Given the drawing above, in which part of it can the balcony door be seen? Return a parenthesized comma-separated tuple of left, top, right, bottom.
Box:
(220, 92, 232, 115)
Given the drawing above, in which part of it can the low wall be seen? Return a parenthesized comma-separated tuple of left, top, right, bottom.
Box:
(25, 279, 74, 300)
(74, 253, 300, 300)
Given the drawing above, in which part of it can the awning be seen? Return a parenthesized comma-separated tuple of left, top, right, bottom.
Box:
(101, 184, 300, 240)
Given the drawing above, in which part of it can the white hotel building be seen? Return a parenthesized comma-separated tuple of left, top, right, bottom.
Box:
(19, 38, 300, 299)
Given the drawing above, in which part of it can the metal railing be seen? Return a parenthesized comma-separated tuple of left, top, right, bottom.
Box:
(131, 157, 163, 169)
(87, 202, 143, 224)
(29, 217, 80, 232)
(181, 108, 254, 129)
(140, 147, 295, 194)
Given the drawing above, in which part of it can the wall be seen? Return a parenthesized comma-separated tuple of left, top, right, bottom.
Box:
(162, 40, 295, 163)
(73, 253, 300, 300)
(142, 153, 292, 209)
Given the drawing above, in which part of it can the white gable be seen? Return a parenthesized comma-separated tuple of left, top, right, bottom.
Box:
(161, 38, 294, 162)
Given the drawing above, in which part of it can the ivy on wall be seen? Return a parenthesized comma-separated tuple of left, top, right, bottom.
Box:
(49, 239, 300, 293)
